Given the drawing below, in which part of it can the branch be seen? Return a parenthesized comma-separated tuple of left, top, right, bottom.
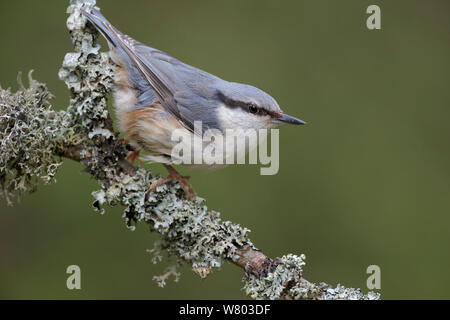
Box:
(0, 0, 379, 300)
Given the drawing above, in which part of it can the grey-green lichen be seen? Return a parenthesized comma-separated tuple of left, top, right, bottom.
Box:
(152, 265, 181, 288)
(243, 254, 306, 300)
(0, 72, 64, 205)
(0, 0, 114, 206)
(58, 0, 114, 136)
(92, 164, 253, 271)
(0, 0, 380, 300)
(243, 254, 380, 300)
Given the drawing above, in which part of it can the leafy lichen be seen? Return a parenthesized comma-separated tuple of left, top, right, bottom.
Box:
(243, 254, 380, 300)
(92, 164, 254, 272)
(0, 72, 63, 204)
(243, 254, 306, 300)
(58, 0, 115, 135)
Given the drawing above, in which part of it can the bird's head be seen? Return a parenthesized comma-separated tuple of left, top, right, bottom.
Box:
(215, 82, 305, 131)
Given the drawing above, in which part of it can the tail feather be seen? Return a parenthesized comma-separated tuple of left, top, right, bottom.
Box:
(81, 8, 121, 48)
(81, 8, 157, 108)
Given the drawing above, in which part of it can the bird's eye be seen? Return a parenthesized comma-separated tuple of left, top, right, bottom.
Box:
(248, 104, 258, 114)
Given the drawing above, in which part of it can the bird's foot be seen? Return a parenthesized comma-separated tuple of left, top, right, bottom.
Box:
(146, 164, 197, 200)
(126, 149, 142, 166)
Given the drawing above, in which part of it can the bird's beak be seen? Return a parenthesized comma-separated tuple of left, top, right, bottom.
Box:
(273, 113, 306, 125)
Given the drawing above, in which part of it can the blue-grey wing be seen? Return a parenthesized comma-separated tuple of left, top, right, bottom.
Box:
(134, 45, 223, 131)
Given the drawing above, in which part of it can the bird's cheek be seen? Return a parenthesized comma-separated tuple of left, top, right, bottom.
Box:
(216, 105, 237, 129)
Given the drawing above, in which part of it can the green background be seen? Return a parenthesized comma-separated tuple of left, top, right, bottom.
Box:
(1, 0, 449, 299)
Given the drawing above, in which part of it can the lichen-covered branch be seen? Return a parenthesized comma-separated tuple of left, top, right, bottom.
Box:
(0, 0, 379, 300)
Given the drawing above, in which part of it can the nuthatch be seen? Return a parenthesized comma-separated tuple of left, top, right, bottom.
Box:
(81, 8, 305, 199)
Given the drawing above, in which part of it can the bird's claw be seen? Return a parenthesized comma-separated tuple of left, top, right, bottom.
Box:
(126, 150, 142, 166)
(146, 165, 197, 200)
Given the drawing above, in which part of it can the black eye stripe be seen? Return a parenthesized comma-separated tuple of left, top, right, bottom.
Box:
(216, 90, 269, 116)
